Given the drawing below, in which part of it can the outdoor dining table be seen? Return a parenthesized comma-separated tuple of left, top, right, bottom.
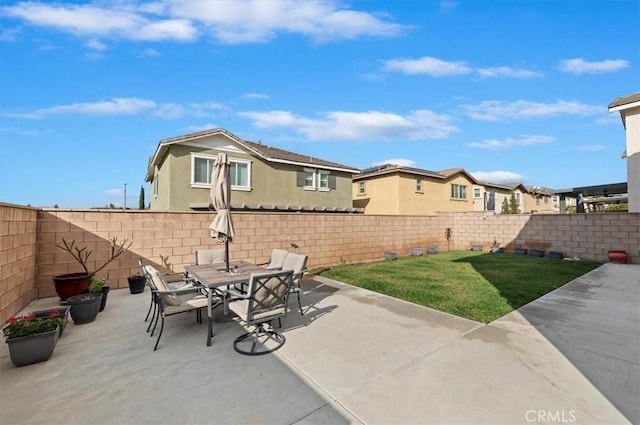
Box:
(185, 260, 266, 346)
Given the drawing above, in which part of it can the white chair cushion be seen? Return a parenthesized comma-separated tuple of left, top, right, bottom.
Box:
(267, 249, 288, 270)
(195, 249, 226, 265)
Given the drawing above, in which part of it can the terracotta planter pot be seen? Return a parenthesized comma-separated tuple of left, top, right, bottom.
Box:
(607, 250, 628, 264)
(53, 273, 91, 301)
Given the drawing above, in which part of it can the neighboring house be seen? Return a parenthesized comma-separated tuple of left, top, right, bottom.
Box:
(551, 193, 576, 211)
(352, 164, 478, 215)
(523, 186, 556, 213)
(609, 92, 640, 213)
(472, 182, 527, 213)
(145, 128, 360, 212)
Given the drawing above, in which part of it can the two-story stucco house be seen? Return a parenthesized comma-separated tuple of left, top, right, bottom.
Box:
(609, 92, 640, 213)
(472, 182, 527, 213)
(145, 128, 360, 212)
(352, 164, 478, 215)
(523, 186, 556, 213)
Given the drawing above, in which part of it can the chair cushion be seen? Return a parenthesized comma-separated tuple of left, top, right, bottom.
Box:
(163, 295, 212, 315)
(267, 249, 288, 270)
(195, 249, 226, 265)
(145, 266, 181, 306)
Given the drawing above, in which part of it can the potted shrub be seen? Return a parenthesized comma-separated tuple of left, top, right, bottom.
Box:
(127, 273, 146, 294)
(66, 292, 103, 325)
(53, 237, 132, 301)
(31, 306, 70, 337)
(81, 277, 110, 312)
(3, 311, 65, 367)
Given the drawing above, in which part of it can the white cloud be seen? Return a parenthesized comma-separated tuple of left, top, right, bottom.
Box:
(383, 56, 472, 76)
(476, 66, 542, 79)
(5, 98, 156, 119)
(372, 159, 417, 167)
(3, 1, 403, 45)
(440, 1, 459, 11)
(3, 98, 229, 119)
(86, 38, 107, 51)
(461, 100, 602, 121)
(559, 58, 629, 74)
(0, 28, 20, 42)
(139, 48, 160, 58)
(578, 145, 606, 152)
(239, 109, 458, 141)
(468, 135, 554, 150)
(2, 2, 198, 41)
(105, 189, 123, 197)
(471, 170, 526, 183)
(244, 93, 270, 99)
(168, 0, 405, 44)
(185, 123, 220, 132)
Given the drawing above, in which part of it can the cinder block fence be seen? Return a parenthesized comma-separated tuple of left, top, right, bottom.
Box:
(1, 202, 638, 322)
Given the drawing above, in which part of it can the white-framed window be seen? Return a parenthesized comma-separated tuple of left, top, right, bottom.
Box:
(229, 160, 251, 190)
(416, 178, 423, 192)
(358, 181, 366, 195)
(552, 195, 559, 204)
(191, 154, 251, 190)
(319, 171, 330, 190)
(298, 168, 335, 191)
(303, 169, 315, 189)
(473, 188, 481, 198)
(450, 184, 467, 200)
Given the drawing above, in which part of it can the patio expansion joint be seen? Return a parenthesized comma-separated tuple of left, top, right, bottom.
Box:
(275, 351, 367, 425)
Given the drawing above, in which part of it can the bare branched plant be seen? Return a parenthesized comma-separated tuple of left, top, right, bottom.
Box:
(55, 237, 133, 276)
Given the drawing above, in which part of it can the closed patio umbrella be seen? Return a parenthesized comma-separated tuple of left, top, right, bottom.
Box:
(209, 153, 235, 272)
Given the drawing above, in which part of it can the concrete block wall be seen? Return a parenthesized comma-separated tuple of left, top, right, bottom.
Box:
(452, 211, 639, 262)
(0, 204, 38, 324)
(35, 209, 449, 300)
(1, 202, 637, 322)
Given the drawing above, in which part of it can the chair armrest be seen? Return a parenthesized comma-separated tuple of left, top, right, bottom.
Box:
(154, 287, 200, 296)
(226, 288, 250, 299)
(164, 272, 188, 282)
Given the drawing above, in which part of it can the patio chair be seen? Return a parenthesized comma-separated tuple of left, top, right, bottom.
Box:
(139, 261, 197, 327)
(280, 252, 308, 315)
(142, 265, 221, 351)
(225, 269, 293, 355)
(195, 249, 226, 265)
(258, 248, 288, 270)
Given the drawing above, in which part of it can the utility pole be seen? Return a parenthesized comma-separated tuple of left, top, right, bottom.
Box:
(124, 183, 127, 210)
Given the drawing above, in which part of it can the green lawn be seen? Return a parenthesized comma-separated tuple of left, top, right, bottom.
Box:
(319, 251, 601, 323)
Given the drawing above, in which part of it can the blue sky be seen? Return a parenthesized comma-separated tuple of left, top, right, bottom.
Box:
(0, 0, 637, 208)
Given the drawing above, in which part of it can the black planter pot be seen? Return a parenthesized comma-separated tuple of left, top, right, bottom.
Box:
(529, 249, 544, 257)
(127, 275, 146, 294)
(67, 293, 103, 325)
(80, 287, 110, 312)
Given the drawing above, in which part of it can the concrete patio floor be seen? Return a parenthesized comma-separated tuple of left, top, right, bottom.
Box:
(0, 263, 638, 425)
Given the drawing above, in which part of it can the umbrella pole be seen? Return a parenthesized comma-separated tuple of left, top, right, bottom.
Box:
(225, 239, 230, 272)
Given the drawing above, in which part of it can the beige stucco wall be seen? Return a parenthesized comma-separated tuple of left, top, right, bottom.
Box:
(623, 107, 640, 212)
(353, 174, 401, 214)
(523, 193, 555, 214)
(2, 203, 638, 322)
(353, 173, 475, 215)
(152, 141, 354, 211)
